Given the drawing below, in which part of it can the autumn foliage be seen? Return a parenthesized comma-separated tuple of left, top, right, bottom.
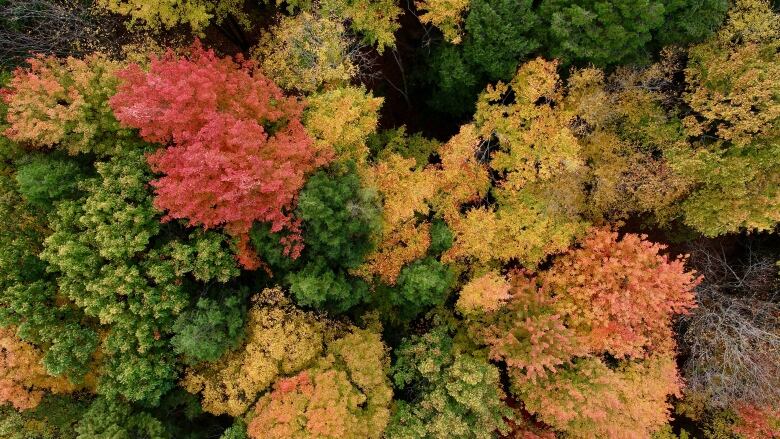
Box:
(457, 229, 699, 437)
(0, 328, 79, 411)
(110, 44, 327, 268)
(247, 328, 392, 438)
(182, 289, 326, 417)
(543, 228, 700, 358)
(3, 54, 126, 155)
(1, 1, 779, 437)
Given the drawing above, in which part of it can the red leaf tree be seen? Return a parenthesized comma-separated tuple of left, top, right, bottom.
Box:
(110, 43, 328, 268)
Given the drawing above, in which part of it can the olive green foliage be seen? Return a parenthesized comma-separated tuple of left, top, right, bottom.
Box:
(219, 420, 248, 439)
(541, 0, 665, 66)
(427, 219, 453, 256)
(388, 323, 512, 438)
(254, 163, 381, 312)
(14, 154, 87, 209)
(386, 257, 455, 320)
(670, 0, 780, 235)
(40, 150, 178, 403)
(0, 173, 97, 380)
(0, 392, 225, 439)
(658, 0, 730, 46)
(425, 0, 728, 114)
(171, 295, 246, 364)
(286, 260, 372, 312)
(296, 164, 381, 268)
(74, 397, 168, 439)
(424, 46, 479, 115)
(368, 127, 440, 169)
(463, 0, 538, 79)
(0, 395, 87, 439)
(40, 149, 241, 404)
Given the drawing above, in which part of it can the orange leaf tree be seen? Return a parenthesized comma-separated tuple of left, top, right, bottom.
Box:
(2, 54, 128, 155)
(458, 228, 699, 437)
(543, 228, 699, 358)
(0, 328, 81, 411)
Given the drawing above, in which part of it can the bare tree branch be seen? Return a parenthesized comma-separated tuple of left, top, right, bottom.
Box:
(680, 240, 780, 410)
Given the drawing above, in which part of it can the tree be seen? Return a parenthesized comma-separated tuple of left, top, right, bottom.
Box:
(424, 45, 480, 116)
(220, 420, 249, 439)
(514, 355, 682, 439)
(455, 271, 511, 315)
(473, 58, 581, 191)
(259, 0, 402, 52)
(543, 228, 699, 358)
(286, 260, 372, 312)
(95, 0, 249, 34)
(461, 271, 587, 386)
(657, 0, 730, 46)
(0, 172, 97, 381)
(354, 154, 437, 285)
(2, 54, 130, 155)
(387, 323, 512, 439)
(423, 0, 538, 115)
(40, 149, 241, 404)
(423, 0, 727, 115)
(304, 86, 383, 164)
(110, 44, 327, 269)
(732, 405, 780, 439)
(385, 257, 455, 320)
(455, 230, 698, 437)
(568, 61, 690, 224)
(681, 241, 780, 411)
(247, 328, 392, 439)
(444, 59, 588, 266)
(252, 163, 381, 312)
(182, 289, 327, 417)
(0, 328, 81, 411)
(428, 124, 490, 223)
(367, 126, 440, 170)
(538, 0, 666, 67)
(671, 0, 780, 235)
(0, 395, 88, 439)
(254, 13, 357, 93)
(14, 153, 86, 210)
(320, 0, 402, 53)
(463, 0, 539, 80)
(171, 294, 246, 364)
(74, 397, 169, 439)
(296, 165, 381, 270)
(415, 0, 470, 44)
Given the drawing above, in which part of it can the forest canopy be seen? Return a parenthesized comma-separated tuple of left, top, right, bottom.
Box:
(0, 0, 778, 438)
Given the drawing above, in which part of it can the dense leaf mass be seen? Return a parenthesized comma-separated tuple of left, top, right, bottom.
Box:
(0, 1, 778, 438)
(110, 44, 326, 268)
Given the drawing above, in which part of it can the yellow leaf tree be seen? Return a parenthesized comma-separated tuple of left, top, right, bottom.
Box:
(247, 328, 393, 438)
(415, 0, 470, 44)
(254, 13, 357, 93)
(182, 289, 328, 417)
